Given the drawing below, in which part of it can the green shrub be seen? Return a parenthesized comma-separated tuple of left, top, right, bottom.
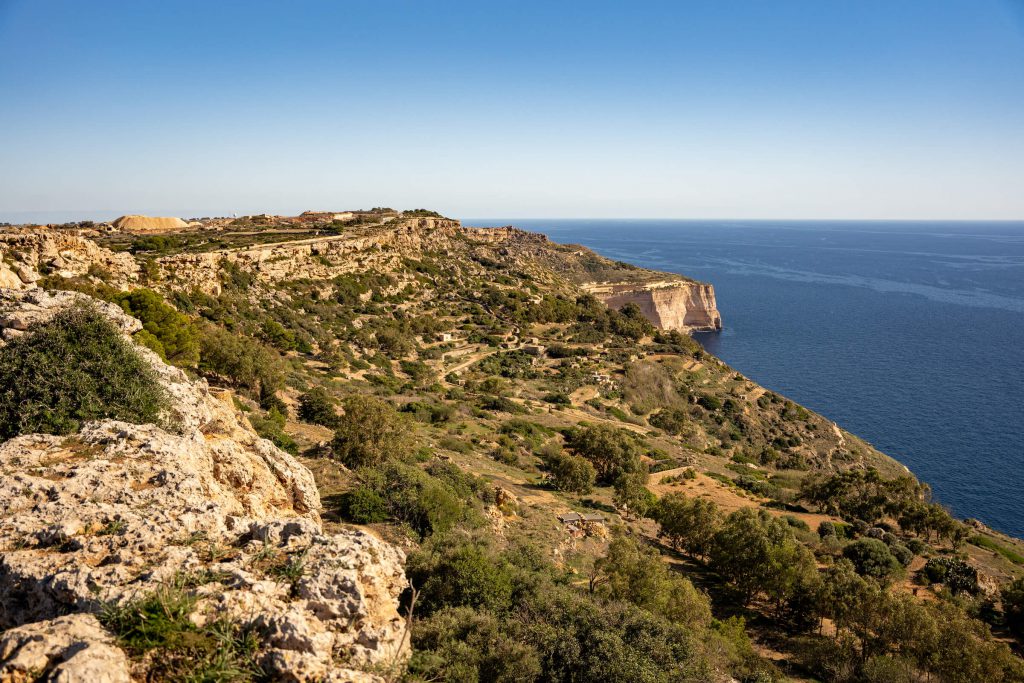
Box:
(0, 305, 167, 441)
(113, 289, 199, 367)
(198, 325, 284, 406)
(331, 396, 413, 468)
(564, 423, 646, 485)
(338, 487, 389, 524)
(350, 461, 477, 539)
(248, 407, 298, 455)
(297, 386, 337, 427)
(843, 538, 902, 581)
(545, 449, 596, 494)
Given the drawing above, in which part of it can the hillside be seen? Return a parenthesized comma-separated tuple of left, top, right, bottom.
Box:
(1, 210, 1023, 682)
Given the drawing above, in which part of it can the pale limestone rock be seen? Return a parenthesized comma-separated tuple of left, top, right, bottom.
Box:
(0, 291, 409, 680)
(583, 279, 722, 332)
(0, 614, 130, 683)
(0, 263, 22, 290)
(14, 266, 37, 284)
(0, 229, 139, 288)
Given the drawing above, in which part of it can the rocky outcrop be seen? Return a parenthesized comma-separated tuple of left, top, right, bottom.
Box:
(583, 279, 722, 332)
(156, 217, 462, 296)
(0, 291, 409, 681)
(0, 229, 139, 289)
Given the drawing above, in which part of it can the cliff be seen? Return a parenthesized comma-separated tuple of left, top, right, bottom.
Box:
(582, 279, 723, 332)
(0, 219, 721, 334)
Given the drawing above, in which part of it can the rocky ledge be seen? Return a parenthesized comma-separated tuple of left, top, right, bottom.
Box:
(0, 290, 409, 682)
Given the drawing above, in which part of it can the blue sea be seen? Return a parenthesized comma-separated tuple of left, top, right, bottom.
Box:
(466, 219, 1024, 538)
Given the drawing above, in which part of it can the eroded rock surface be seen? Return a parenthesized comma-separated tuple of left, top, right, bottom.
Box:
(0, 291, 408, 681)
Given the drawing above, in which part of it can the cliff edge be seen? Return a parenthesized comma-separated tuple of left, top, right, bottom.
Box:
(582, 279, 722, 332)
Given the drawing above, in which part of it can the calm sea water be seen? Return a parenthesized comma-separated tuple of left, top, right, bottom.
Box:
(466, 219, 1024, 538)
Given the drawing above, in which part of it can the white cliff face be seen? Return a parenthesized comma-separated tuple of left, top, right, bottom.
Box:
(584, 280, 723, 332)
(0, 290, 409, 682)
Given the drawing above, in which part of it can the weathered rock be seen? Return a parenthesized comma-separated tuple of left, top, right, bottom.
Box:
(0, 292, 409, 680)
(582, 279, 722, 332)
(0, 614, 131, 683)
(0, 230, 139, 289)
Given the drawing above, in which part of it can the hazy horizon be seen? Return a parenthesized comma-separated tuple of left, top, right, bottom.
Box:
(2, 0, 1023, 220)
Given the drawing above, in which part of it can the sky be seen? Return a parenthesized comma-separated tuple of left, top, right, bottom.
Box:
(1, 0, 1023, 221)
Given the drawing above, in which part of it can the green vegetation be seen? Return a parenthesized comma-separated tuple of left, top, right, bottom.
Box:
(971, 534, 1024, 565)
(297, 386, 338, 427)
(99, 586, 260, 682)
(564, 423, 646, 485)
(330, 396, 413, 468)
(0, 305, 167, 441)
(198, 324, 285, 407)
(112, 288, 200, 367)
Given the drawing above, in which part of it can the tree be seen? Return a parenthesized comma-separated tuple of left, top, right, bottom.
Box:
(331, 396, 413, 468)
(297, 386, 337, 427)
(198, 324, 284, 407)
(564, 423, 645, 484)
(546, 449, 596, 494)
(114, 288, 199, 367)
(710, 508, 812, 606)
(843, 538, 902, 582)
(654, 493, 720, 561)
(613, 470, 655, 518)
(590, 535, 712, 629)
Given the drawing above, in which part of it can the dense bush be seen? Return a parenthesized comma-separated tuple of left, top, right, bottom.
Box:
(113, 289, 200, 367)
(340, 461, 482, 539)
(297, 387, 337, 427)
(654, 493, 720, 560)
(564, 423, 646, 484)
(248, 406, 298, 455)
(198, 324, 285, 406)
(843, 538, 903, 581)
(922, 556, 978, 594)
(0, 305, 167, 441)
(710, 508, 816, 606)
(331, 396, 413, 468)
(408, 533, 757, 683)
(1003, 577, 1024, 639)
(545, 449, 596, 494)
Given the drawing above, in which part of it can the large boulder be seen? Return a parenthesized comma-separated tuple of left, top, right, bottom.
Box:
(0, 290, 409, 681)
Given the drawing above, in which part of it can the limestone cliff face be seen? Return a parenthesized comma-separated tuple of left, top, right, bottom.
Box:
(583, 279, 723, 332)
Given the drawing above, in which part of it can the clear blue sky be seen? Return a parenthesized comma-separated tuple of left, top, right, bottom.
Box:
(2, 0, 1023, 221)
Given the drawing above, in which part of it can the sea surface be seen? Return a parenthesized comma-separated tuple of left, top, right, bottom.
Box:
(465, 219, 1024, 538)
